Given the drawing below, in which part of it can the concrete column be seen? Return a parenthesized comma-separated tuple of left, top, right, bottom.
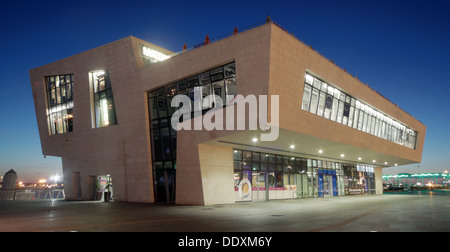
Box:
(198, 144, 235, 205)
(374, 167, 384, 195)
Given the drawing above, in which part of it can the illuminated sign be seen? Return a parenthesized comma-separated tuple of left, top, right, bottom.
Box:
(142, 46, 171, 62)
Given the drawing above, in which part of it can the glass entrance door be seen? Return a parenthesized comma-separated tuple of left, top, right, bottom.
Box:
(252, 172, 268, 201)
(319, 174, 336, 198)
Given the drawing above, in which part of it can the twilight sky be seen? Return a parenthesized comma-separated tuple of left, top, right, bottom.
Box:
(1, 0, 449, 181)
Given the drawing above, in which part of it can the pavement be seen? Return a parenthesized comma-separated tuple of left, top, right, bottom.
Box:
(0, 190, 449, 232)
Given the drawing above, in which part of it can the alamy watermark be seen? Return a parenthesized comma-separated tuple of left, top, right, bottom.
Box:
(170, 93, 279, 141)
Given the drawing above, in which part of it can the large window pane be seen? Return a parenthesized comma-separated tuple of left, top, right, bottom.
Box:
(331, 98, 338, 121)
(201, 84, 213, 110)
(213, 80, 226, 107)
(317, 91, 326, 117)
(91, 71, 117, 128)
(46, 74, 74, 135)
(309, 88, 319, 114)
(160, 127, 172, 161)
(225, 78, 237, 105)
(302, 84, 312, 111)
(224, 62, 236, 78)
(337, 101, 344, 123)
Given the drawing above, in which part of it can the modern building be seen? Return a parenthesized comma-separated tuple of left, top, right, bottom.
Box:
(29, 20, 426, 205)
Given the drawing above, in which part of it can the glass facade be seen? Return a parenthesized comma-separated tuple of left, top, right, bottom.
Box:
(91, 71, 117, 128)
(302, 73, 417, 149)
(148, 62, 236, 202)
(45, 74, 74, 135)
(233, 149, 376, 202)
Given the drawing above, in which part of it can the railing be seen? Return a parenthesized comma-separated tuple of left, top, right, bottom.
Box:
(0, 188, 65, 200)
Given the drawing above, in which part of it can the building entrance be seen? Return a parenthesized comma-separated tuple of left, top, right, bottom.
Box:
(251, 172, 268, 201)
(154, 170, 176, 203)
(318, 170, 337, 197)
(96, 175, 113, 201)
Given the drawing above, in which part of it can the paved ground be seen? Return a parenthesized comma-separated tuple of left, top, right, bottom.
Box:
(0, 190, 449, 232)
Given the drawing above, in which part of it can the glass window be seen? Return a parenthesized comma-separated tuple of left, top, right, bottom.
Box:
(177, 80, 188, 91)
(151, 129, 162, 161)
(357, 110, 364, 131)
(268, 154, 275, 164)
(45, 74, 74, 135)
(305, 74, 313, 85)
(212, 80, 226, 107)
(355, 111, 362, 130)
(320, 82, 328, 92)
(371, 116, 376, 135)
(187, 76, 198, 88)
(330, 97, 339, 121)
(324, 94, 333, 119)
(348, 105, 354, 127)
(366, 114, 372, 133)
(224, 62, 236, 78)
(161, 127, 172, 161)
(201, 84, 213, 110)
(233, 150, 242, 160)
(225, 78, 237, 105)
(343, 103, 350, 125)
(317, 91, 326, 117)
(211, 67, 224, 82)
(362, 112, 368, 132)
(147, 62, 237, 202)
(309, 88, 319, 114)
(189, 87, 202, 111)
(243, 151, 252, 162)
(252, 152, 260, 162)
(302, 84, 312, 111)
(199, 71, 211, 85)
(313, 78, 321, 89)
(337, 101, 344, 123)
(261, 154, 268, 163)
(91, 71, 117, 128)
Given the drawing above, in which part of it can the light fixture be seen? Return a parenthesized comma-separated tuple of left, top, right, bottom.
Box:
(94, 70, 105, 76)
(384, 162, 388, 165)
(318, 149, 323, 154)
(395, 164, 398, 166)
(50, 175, 60, 182)
(252, 138, 258, 143)
(358, 157, 362, 161)
(290, 145, 295, 149)
(372, 160, 376, 163)
(340, 154, 345, 158)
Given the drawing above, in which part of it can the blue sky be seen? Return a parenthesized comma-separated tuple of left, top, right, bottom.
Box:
(1, 0, 449, 181)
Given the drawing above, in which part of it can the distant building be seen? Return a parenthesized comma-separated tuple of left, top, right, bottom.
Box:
(2, 169, 17, 189)
(29, 20, 425, 205)
(0, 169, 18, 200)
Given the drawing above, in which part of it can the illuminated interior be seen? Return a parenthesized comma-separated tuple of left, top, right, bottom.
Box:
(91, 70, 117, 128)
